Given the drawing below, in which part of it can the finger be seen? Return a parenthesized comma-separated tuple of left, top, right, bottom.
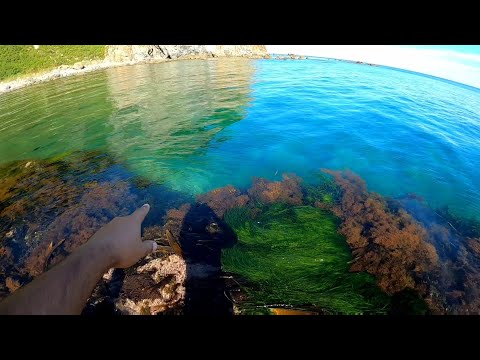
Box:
(131, 203, 150, 223)
(140, 240, 158, 257)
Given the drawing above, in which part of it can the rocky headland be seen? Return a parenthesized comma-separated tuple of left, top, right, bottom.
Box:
(0, 45, 270, 94)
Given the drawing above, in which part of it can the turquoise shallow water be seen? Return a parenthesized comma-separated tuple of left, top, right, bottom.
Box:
(1, 58, 479, 219)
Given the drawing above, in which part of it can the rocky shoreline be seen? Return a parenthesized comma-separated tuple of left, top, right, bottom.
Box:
(1, 59, 125, 94)
(0, 45, 271, 95)
(0, 46, 382, 95)
(0, 56, 224, 95)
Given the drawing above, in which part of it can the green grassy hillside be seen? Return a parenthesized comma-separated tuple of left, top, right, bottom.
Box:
(0, 45, 106, 81)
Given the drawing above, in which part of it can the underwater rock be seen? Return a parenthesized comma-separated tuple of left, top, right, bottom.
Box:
(0, 152, 117, 253)
(115, 255, 186, 315)
(165, 203, 192, 222)
(3, 149, 480, 315)
(23, 181, 137, 277)
(81, 267, 126, 315)
(142, 225, 172, 255)
(175, 203, 236, 266)
(163, 203, 191, 244)
(143, 225, 164, 242)
(0, 152, 189, 313)
(443, 245, 480, 314)
(0, 161, 81, 225)
(0, 246, 13, 276)
(0, 244, 16, 299)
(395, 197, 480, 314)
(163, 202, 238, 315)
(248, 174, 303, 205)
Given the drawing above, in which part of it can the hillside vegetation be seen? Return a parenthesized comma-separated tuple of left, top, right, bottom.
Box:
(0, 46, 106, 81)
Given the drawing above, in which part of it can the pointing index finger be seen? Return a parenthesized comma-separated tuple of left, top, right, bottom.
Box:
(131, 203, 150, 223)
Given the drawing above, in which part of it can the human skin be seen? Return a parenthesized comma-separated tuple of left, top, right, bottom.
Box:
(0, 204, 157, 315)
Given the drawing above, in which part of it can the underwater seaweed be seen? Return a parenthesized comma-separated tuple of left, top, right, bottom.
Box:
(391, 195, 480, 314)
(303, 173, 342, 207)
(5, 277, 21, 293)
(435, 206, 480, 239)
(248, 174, 303, 205)
(0, 162, 81, 225)
(0, 152, 190, 312)
(163, 203, 192, 243)
(23, 181, 137, 277)
(3, 149, 479, 315)
(467, 239, 480, 258)
(0, 159, 84, 292)
(165, 203, 192, 222)
(196, 185, 249, 218)
(321, 169, 439, 296)
(0, 247, 14, 294)
(142, 225, 167, 245)
(222, 203, 391, 314)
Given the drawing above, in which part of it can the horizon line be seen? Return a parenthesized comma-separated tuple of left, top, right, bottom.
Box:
(270, 53, 480, 92)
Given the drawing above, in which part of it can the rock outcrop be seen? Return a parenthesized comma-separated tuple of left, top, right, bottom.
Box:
(105, 45, 209, 62)
(105, 45, 269, 62)
(1, 45, 269, 94)
(213, 45, 269, 58)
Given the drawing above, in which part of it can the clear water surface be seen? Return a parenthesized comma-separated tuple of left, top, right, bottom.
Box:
(1, 58, 479, 219)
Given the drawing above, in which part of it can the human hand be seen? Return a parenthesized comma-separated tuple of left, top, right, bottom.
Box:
(88, 204, 158, 268)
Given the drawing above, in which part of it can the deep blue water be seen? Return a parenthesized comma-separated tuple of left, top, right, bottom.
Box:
(1, 58, 479, 219)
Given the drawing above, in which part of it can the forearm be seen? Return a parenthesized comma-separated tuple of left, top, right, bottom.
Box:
(0, 240, 112, 315)
(0, 204, 154, 315)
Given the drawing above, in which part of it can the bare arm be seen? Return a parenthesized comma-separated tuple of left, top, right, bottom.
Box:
(0, 204, 157, 315)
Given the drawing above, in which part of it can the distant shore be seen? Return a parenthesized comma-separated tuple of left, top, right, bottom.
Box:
(0, 52, 310, 95)
(0, 45, 273, 95)
(0, 57, 203, 95)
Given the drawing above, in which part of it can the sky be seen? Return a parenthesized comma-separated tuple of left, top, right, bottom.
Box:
(266, 45, 480, 89)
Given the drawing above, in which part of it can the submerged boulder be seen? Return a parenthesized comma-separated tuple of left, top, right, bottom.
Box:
(116, 255, 186, 315)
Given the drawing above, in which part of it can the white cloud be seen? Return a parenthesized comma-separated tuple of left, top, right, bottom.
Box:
(267, 45, 480, 89)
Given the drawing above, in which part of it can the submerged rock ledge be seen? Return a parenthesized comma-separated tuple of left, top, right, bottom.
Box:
(0, 45, 269, 94)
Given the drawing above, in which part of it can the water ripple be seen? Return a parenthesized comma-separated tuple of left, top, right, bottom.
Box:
(1, 58, 479, 218)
